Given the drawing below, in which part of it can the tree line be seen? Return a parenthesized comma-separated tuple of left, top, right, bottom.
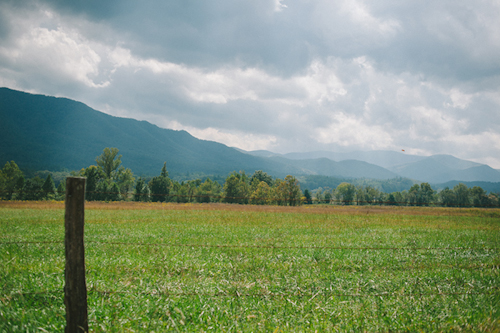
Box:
(311, 182, 499, 207)
(1, 148, 499, 208)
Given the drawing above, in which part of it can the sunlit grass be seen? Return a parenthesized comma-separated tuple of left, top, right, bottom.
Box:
(1, 201, 499, 331)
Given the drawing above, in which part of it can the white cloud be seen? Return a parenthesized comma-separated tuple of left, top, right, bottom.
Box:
(341, 0, 401, 36)
(317, 112, 393, 148)
(0, 25, 108, 88)
(274, 0, 288, 12)
(447, 89, 473, 109)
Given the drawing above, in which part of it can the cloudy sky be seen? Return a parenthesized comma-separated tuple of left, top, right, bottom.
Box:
(1, 0, 499, 168)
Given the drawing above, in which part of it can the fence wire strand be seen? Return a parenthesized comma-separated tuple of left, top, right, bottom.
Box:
(4, 288, 500, 300)
(1, 240, 498, 251)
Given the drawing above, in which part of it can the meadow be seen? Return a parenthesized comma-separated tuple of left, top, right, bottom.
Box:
(1, 201, 499, 332)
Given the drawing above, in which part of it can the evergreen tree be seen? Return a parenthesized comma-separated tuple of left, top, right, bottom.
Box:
(42, 174, 56, 199)
(22, 177, 44, 201)
(134, 177, 150, 202)
(56, 181, 66, 200)
(223, 172, 249, 204)
(82, 166, 105, 201)
(223, 173, 242, 204)
(387, 193, 396, 205)
(161, 162, 169, 178)
(149, 163, 172, 202)
(149, 176, 171, 202)
(303, 189, 312, 204)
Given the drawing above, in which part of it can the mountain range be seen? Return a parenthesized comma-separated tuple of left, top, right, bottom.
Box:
(2, 87, 500, 189)
(241, 150, 500, 184)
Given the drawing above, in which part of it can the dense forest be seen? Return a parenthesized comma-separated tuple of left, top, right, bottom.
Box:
(1, 148, 499, 208)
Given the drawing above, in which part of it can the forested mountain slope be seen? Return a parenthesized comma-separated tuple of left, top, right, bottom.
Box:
(0, 88, 288, 176)
(0, 88, 398, 179)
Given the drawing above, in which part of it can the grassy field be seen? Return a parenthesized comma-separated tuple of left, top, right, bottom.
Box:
(1, 201, 499, 332)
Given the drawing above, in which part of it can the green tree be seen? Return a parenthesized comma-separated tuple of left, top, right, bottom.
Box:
(22, 177, 44, 201)
(419, 183, 435, 206)
(96, 147, 122, 179)
(454, 183, 470, 207)
(408, 184, 420, 206)
(303, 189, 312, 204)
(134, 177, 150, 202)
(272, 179, 285, 206)
(314, 188, 324, 204)
(336, 183, 356, 205)
(161, 162, 169, 178)
(116, 167, 135, 198)
(250, 181, 271, 205)
(149, 176, 171, 202)
(223, 172, 248, 204)
(439, 187, 456, 207)
(95, 180, 110, 201)
(250, 170, 273, 187)
(149, 163, 172, 202)
(56, 180, 66, 200)
(82, 166, 105, 201)
(280, 175, 301, 206)
(365, 186, 381, 205)
(42, 174, 56, 199)
(0, 161, 24, 200)
(174, 182, 191, 203)
(109, 182, 121, 201)
(488, 193, 499, 207)
(355, 186, 365, 205)
(387, 193, 396, 205)
(196, 178, 220, 203)
(471, 186, 489, 208)
(324, 191, 332, 204)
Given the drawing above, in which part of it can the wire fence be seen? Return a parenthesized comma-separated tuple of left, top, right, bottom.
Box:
(2, 182, 500, 331)
(6, 288, 500, 299)
(2, 239, 499, 300)
(1, 240, 498, 251)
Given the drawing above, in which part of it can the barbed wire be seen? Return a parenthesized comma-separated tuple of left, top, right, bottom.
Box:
(1, 240, 497, 251)
(4, 288, 499, 300)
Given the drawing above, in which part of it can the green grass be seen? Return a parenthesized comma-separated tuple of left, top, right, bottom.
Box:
(1, 203, 499, 332)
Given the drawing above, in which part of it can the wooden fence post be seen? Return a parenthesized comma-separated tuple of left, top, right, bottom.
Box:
(64, 177, 88, 333)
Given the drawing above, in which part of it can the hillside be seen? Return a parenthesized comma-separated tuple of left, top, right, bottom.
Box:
(244, 150, 500, 184)
(267, 156, 397, 179)
(282, 150, 426, 169)
(0, 88, 290, 176)
(390, 155, 500, 183)
(0, 88, 399, 179)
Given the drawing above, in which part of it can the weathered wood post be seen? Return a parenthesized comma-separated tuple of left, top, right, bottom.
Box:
(64, 177, 88, 333)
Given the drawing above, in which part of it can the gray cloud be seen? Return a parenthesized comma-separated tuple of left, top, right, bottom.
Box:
(0, 0, 499, 167)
